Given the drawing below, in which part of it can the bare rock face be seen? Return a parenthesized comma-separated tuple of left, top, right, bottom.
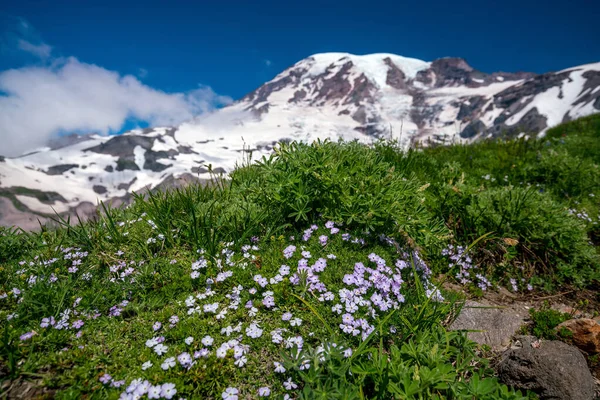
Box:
(557, 318, 600, 354)
(449, 300, 528, 351)
(497, 335, 596, 400)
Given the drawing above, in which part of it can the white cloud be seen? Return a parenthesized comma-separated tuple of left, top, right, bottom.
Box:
(0, 57, 232, 156)
(17, 39, 52, 59)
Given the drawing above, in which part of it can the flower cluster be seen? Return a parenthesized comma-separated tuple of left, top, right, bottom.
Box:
(442, 244, 492, 291)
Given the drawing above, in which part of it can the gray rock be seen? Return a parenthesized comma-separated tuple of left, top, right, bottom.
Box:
(449, 300, 527, 351)
(92, 185, 107, 195)
(46, 164, 79, 175)
(497, 335, 596, 400)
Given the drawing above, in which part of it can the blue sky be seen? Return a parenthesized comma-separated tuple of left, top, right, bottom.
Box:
(0, 0, 598, 155)
(3, 0, 599, 99)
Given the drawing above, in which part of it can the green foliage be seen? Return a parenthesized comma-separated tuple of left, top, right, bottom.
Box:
(524, 307, 571, 340)
(284, 326, 527, 399)
(232, 139, 447, 250)
(466, 187, 597, 284)
(373, 115, 600, 288)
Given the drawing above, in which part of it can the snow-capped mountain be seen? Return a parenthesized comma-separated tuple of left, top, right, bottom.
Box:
(1, 53, 599, 229)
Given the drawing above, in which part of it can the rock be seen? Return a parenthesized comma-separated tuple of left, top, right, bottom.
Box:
(449, 300, 527, 351)
(497, 335, 596, 400)
(557, 318, 600, 354)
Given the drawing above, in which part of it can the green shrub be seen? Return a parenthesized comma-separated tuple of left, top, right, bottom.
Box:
(524, 307, 572, 340)
(233, 140, 448, 250)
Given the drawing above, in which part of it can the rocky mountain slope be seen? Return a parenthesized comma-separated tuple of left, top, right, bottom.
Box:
(1, 53, 599, 229)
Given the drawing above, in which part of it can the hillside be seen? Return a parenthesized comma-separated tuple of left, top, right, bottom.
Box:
(1, 115, 599, 399)
(1, 53, 599, 230)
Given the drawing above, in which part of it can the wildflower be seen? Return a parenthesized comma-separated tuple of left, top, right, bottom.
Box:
(204, 303, 219, 313)
(111, 380, 125, 388)
(283, 245, 296, 259)
(141, 361, 153, 370)
(40, 316, 55, 328)
(258, 387, 271, 397)
(234, 356, 247, 367)
(99, 373, 112, 384)
(154, 343, 168, 356)
(177, 352, 192, 367)
(274, 361, 286, 373)
(202, 335, 214, 346)
(185, 336, 194, 345)
(20, 331, 36, 341)
(299, 359, 311, 370)
(279, 265, 290, 275)
(196, 348, 210, 358)
(216, 346, 228, 358)
(72, 320, 84, 329)
(161, 383, 177, 399)
(246, 323, 263, 338)
(222, 387, 239, 400)
(262, 296, 275, 308)
(147, 385, 162, 399)
(290, 318, 302, 327)
(169, 315, 179, 326)
(319, 235, 328, 246)
(283, 378, 298, 390)
(216, 309, 228, 320)
(161, 357, 176, 370)
(281, 312, 293, 321)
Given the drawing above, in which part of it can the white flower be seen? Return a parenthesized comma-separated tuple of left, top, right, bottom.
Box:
(154, 343, 168, 356)
(274, 361, 286, 373)
(234, 356, 247, 367)
(216, 346, 228, 358)
(204, 303, 219, 313)
(141, 361, 153, 370)
(246, 323, 263, 338)
(160, 383, 177, 399)
(283, 378, 298, 390)
(161, 357, 176, 370)
(185, 336, 194, 345)
(258, 387, 271, 397)
(222, 387, 238, 400)
(202, 335, 214, 346)
(147, 385, 162, 399)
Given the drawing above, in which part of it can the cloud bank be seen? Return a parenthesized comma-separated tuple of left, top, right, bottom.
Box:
(0, 58, 232, 156)
(0, 19, 232, 157)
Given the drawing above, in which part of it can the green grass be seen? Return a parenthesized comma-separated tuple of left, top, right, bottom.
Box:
(1, 114, 600, 399)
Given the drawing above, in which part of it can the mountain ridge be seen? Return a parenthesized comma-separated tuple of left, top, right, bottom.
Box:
(1, 52, 599, 229)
